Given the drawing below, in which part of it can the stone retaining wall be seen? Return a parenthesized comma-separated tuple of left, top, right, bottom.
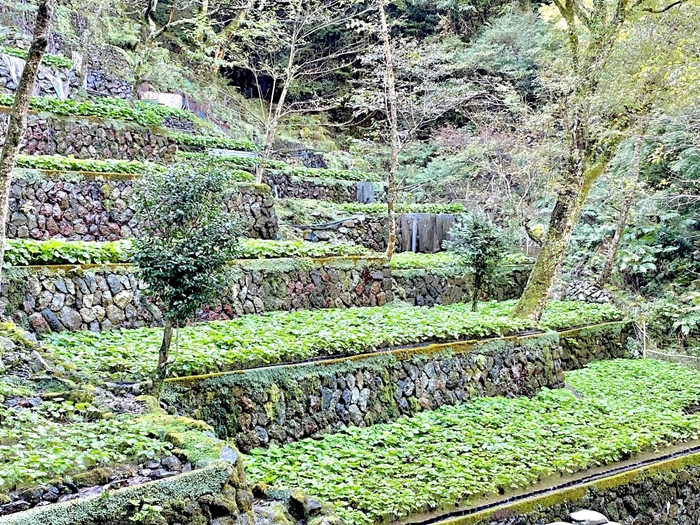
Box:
(0, 461, 255, 525)
(7, 172, 278, 241)
(265, 173, 386, 203)
(293, 215, 389, 251)
(392, 266, 531, 306)
(2, 257, 391, 333)
(454, 451, 700, 525)
(0, 109, 176, 162)
(162, 322, 631, 452)
(291, 212, 457, 253)
(85, 69, 133, 99)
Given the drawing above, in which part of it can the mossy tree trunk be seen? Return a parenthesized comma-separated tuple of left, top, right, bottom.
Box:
(512, 143, 619, 320)
(0, 0, 53, 287)
(379, 0, 399, 261)
(597, 136, 643, 287)
(511, 0, 635, 320)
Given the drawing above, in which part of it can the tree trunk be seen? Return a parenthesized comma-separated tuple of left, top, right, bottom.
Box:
(597, 136, 643, 287)
(511, 170, 585, 320)
(152, 318, 173, 395)
(378, 1, 399, 261)
(512, 142, 619, 320)
(256, 125, 276, 184)
(471, 273, 482, 312)
(0, 0, 53, 287)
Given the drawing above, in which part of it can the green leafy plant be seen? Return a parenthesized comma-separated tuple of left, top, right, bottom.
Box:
(279, 165, 382, 182)
(647, 291, 700, 350)
(43, 301, 623, 381)
(390, 251, 533, 271)
(0, 45, 73, 69)
(444, 214, 510, 310)
(2, 239, 371, 267)
(4, 239, 130, 266)
(169, 132, 257, 152)
(244, 359, 700, 525)
(0, 399, 172, 492)
(129, 502, 165, 525)
(340, 202, 465, 214)
(15, 154, 158, 175)
(176, 151, 287, 170)
(132, 164, 244, 390)
(0, 94, 195, 127)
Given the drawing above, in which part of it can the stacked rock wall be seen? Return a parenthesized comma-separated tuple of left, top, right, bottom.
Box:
(265, 173, 386, 203)
(0, 109, 176, 162)
(460, 451, 700, 525)
(291, 212, 457, 253)
(85, 69, 133, 99)
(162, 322, 631, 452)
(2, 257, 391, 333)
(0, 56, 81, 99)
(7, 173, 278, 240)
(392, 266, 531, 306)
(292, 215, 390, 251)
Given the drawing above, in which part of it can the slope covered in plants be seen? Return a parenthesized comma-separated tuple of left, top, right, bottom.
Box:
(245, 359, 700, 525)
(43, 300, 622, 380)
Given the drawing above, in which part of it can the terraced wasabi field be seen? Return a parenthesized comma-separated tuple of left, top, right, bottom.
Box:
(43, 300, 622, 380)
(244, 359, 700, 525)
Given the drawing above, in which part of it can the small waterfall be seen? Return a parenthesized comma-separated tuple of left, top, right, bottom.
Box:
(356, 181, 375, 203)
(2, 54, 25, 90)
(45, 65, 70, 100)
(411, 213, 419, 253)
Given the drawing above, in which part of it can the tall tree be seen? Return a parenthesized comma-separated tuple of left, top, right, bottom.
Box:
(377, 0, 399, 259)
(132, 163, 242, 394)
(597, 135, 644, 286)
(511, 0, 686, 320)
(224, 0, 368, 183)
(350, 31, 491, 258)
(0, 0, 54, 286)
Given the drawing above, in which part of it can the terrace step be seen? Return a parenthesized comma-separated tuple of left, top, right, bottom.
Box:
(2, 251, 531, 333)
(163, 321, 631, 452)
(0, 109, 176, 162)
(241, 360, 700, 525)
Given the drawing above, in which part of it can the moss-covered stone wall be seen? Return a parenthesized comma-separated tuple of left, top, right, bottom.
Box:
(162, 321, 632, 452)
(445, 451, 700, 525)
(0, 461, 255, 525)
(3, 257, 392, 333)
(7, 172, 278, 241)
(392, 265, 531, 306)
(264, 172, 386, 203)
(0, 110, 175, 162)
